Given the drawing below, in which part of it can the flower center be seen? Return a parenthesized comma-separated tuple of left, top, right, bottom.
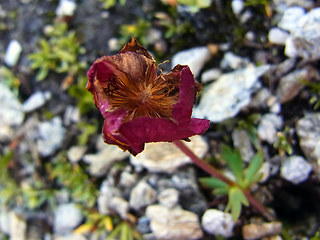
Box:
(138, 89, 152, 104)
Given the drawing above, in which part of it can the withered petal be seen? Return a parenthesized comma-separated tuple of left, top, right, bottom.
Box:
(120, 38, 154, 61)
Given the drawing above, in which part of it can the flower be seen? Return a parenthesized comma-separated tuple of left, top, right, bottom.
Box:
(86, 38, 210, 155)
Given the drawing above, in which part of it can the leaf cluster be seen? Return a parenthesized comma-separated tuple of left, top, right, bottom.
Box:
(47, 152, 98, 207)
(99, 0, 126, 9)
(200, 145, 263, 220)
(0, 67, 20, 96)
(119, 19, 151, 46)
(28, 22, 86, 81)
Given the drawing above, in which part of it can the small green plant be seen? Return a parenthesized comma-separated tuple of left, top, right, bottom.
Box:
(119, 19, 151, 46)
(310, 232, 320, 240)
(76, 120, 98, 146)
(47, 152, 98, 207)
(28, 22, 86, 81)
(0, 66, 20, 96)
(236, 114, 261, 149)
(301, 80, 320, 110)
(99, 0, 126, 9)
(273, 127, 293, 156)
(106, 221, 141, 240)
(200, 145, 263, 220)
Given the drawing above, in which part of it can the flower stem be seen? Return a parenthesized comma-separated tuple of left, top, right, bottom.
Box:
(173, 140, 273, 220)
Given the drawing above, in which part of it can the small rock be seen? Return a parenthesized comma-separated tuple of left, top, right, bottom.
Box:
(22, 91, 51, 113)
(109, 197, 129, 220)
(108, 38, 120, 52)
(232, 0, 244, 16)
(54, 203, 83, 234)
(0, 206, 10, 234)
(268, 27, 290, 45)
(258, 114, 283, 144)
(63, 105, 80, 125)
(157, 188, 179, 209)
(10, 212, 27, 240)
(129, 180, 157, 211)
(285, 8, 320, 60)
(242, 222, 282, 240)
(232, 129, 254, 162)
(83, 144, 130, 177)
(5, 40, 22, 67)
(53, 234, 86, 240)
(130, 135, 208, 173)
(194, 65, 270, 122)
(278, 6, 305, 32)
(67, 145, 87, 163)
(201, 68, 222, 83)
(273, 0, 314, 9)
(280, 155, 312, 184)
(36, 117, 65, 157)
(0, 125, 14, 142)
(98, 180, 120, 215)
(296, 113, 320, 174)
(201, 209, 235, 238)
(220, 52, 250, 70)
(137, 216, 151, 234)
(248, 88, 271, 109)
(0, 82, 24, 126)
(171, 46, 211, 78)
(276, 66, 319, 103)
(119, 170, 138, 188)
(56, 0, 77, 17)
(146, 205, 203, 240)
(258, 161, 271, 183)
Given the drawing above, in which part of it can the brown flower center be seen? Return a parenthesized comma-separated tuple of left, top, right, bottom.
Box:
(104, 66, 180, 122)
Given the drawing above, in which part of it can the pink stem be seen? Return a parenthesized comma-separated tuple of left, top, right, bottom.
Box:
(173, 140, 273, 220)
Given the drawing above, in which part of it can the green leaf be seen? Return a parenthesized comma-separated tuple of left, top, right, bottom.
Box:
(243, 152, 263, 188)
(225, 186, 249, 221)
(212, 188, 229, 196)
(221, 145, 244, 183)
(199, 177, 229, 189)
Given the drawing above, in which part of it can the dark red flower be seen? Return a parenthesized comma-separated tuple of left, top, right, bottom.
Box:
(86, 38, 210, 155)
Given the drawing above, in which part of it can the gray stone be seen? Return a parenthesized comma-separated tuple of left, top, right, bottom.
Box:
(22, 91, 51, 113)
(129, 180, 156, 211)
(171, 46, 211, 78)
(157, 188, 179, 209)
(268, 27, 290, 45)
(194, 65, 270, 122)
(201, 209, 235, 237)
(201, 68, 222, 83)
(53, 234, 86, 240)
(67, 145, 87, 163)
(4, 40, 22, 67)
(54, 203, 83, 234)
(0, 207, 10, 235)
(83, 144, 130, 177)
(220, 52, 250, 70)
(280, 155, 312, 184)
(146, 205, 203, 240)
(0, 82, 24, 126)
(56, 0, 76, 17)
(278, 6, 305, 32)
(36, 117, 65, 157)
(130, 136, 208, 173)
(276, 66, 319, 103)
(63, 105, 80, 125)
(273, 0, 314, 11)
(10, 212, 27, 240)
(285, 8, 320, 60)
(242, 222, 282, 240)
(232, 129, 254, 162)
(232, 0, 244, 16)
(98, 180, 121, 215)
(258, 114, 283, 144)
(296, 113, 320, 174)
(109, 197, 129, 220)
(248, 88, 271, 109)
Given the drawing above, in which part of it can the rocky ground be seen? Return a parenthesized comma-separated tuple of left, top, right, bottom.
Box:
(1, 0, 320, 239)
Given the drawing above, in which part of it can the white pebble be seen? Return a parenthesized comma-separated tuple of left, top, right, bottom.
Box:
(56, 0, 76, 17)
(278, 6, 305, 32)
(22, 91, 51, 113)
(5, 40, 22, 67)
(201, 209, 235, 237)
(232, 0, 244, 16)
(268, 27, 290, 45)
(281, 156, 312, 184)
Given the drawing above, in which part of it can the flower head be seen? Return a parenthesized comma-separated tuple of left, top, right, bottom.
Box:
(87, 38, 210, 155)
